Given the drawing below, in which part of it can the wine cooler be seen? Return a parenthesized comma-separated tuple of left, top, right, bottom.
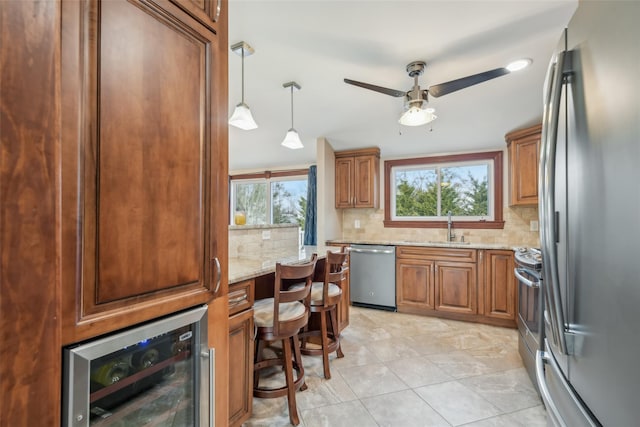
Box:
(63, 305, 213, 426)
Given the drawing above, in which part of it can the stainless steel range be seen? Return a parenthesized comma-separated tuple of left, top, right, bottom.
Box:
(514, 247, 543, 393)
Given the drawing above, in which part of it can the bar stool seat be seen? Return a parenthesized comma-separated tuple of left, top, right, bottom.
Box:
(297, 249, 349, 379)
(252, 255, 317, 426)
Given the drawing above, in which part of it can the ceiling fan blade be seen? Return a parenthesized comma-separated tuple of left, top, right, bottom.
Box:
(344, 78, 406, 97)
(428, 67, 510, 98)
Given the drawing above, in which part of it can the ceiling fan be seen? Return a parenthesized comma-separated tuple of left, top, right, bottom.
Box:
(344, 59, 531, 126)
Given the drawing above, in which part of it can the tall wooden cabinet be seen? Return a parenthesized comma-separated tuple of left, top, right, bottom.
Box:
(335, 147, 380, 208)
(2, 0, 230, 424)
(506, 124, 542, 206)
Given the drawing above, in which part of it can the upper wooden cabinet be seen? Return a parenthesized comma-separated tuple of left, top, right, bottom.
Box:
(506, 124, 541, 206)
(335, 147, 380, 208)
(61, 0, 228, 343)
(171, 0, 222, 31)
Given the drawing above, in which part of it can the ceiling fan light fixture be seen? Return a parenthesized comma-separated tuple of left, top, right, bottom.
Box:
(281, 81, 303, 149)
(229, 103, 258, 130)
(506, 58, 532, 72)
(399, 105, 437, 127)
(229, 41, 258, 130)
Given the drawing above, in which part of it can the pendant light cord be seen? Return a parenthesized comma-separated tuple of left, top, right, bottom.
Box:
(241, 49, 245, 104)
(290, 85, 294, 129)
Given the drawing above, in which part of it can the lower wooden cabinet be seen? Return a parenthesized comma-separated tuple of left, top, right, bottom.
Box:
(228, 308, 254, 427)
(396, 246, 515, 327)
(435, 261, 477, 315)
(397, 257, 435, 312)
(482, 249, 516, 321)
(228, 279, 255, 427)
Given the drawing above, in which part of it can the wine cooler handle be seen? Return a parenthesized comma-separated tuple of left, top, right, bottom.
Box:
(209, 347, 215, 427)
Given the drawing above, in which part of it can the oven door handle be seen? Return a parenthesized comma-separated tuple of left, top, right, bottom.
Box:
(514, 267, 541, 288)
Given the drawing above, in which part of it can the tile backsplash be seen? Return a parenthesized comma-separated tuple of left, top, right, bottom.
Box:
(229, 224, 300, 259)
(341, 206, 540, 248)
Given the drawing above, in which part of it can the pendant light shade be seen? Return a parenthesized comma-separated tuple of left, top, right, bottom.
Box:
(229, 41, 258, 130)
(399, 102, 437, 127)
(281, 81, 303, 149)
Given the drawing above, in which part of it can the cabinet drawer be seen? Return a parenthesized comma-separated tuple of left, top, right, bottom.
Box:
(397, 246, 477, 262)
(229, 279, 254, 316)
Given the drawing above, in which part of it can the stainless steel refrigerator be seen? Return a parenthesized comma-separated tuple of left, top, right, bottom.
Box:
(537, 1, 640, 426)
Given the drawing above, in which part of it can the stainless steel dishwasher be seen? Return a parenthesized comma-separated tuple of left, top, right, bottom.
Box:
(349, 244, 396, 311)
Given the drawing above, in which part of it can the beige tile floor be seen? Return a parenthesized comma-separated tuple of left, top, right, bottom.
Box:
(245, 307, 546, 427)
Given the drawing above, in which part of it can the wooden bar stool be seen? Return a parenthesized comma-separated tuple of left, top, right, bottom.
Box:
(295, 249, 349, 379)
(252, 255, 317, 426)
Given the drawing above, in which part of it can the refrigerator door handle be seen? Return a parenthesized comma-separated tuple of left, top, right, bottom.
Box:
(536, 350, 566, 427)
(536, 348, 599, 427)
(540, 48, 572, 356)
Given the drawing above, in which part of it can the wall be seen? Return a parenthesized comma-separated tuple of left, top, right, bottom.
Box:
(329, 146, 540, 248)
(317, 137, 342, 243)
(229, 224, 300, 259)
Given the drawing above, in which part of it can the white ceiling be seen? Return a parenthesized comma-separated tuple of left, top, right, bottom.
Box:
(228, 0, 577, 172)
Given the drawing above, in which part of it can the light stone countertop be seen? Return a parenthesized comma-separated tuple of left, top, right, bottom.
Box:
(326, 239, 520, 251)
(228, 244, 344, 284)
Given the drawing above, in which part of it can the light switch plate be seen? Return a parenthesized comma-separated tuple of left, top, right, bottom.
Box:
(262, 230, 271, 240)
(354, 219, 361, 229)
(530, 220, 539, 232)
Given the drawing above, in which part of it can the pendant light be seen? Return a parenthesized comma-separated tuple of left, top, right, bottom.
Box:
(281, 81, 303, 149)
(229, 41, 258, 130)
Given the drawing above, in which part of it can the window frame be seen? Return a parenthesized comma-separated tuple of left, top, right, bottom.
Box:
(229, 169, 308, 226)
(384, 151, 504, 229)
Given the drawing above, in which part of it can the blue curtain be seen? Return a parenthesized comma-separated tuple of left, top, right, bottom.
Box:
(303, 165, 317, 246)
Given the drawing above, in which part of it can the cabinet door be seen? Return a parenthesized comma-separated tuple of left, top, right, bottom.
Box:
(483, 250, 516, 321)
(229, 309, 254, 427)
(353, 155, 378, 208)
(335, 157, 354, 208)
(61, 0, 226, 342)
(396, 258, 435, 312)
(507, 125, 541, 206)
(435, 261, 477, 314)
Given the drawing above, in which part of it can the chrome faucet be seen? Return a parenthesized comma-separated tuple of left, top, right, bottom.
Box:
(447, 210, 455, 242)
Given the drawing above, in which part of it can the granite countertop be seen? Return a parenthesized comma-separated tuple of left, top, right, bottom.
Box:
(228, 244, 344, 284)
(325, 239, 518, 251)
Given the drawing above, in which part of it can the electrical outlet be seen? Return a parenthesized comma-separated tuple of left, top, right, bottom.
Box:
(354, 219, 361, 229)
(262, 230, 271, 240)
(530, 220, 539, 232)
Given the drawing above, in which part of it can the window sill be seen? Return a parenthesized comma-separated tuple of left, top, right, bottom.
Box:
(383, 220, 505, 230)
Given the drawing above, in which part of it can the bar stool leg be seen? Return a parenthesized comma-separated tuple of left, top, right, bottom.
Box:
(320, 311, 331, 379)
(329, 307, 344, 359)
(291, 334, 307, 391)
(282, 337, 300, 426)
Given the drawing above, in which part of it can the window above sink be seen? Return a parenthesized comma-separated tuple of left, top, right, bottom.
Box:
(383, 151, 505, 229)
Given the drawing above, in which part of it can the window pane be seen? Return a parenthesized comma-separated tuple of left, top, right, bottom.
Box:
(271, 180, 307, 227)
(235, 182, 267, 224)
(441, 165, 489, 216)
(394, 168, 438, 217)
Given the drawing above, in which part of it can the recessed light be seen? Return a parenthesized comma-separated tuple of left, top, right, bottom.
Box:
(506, 58, 532, 72)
